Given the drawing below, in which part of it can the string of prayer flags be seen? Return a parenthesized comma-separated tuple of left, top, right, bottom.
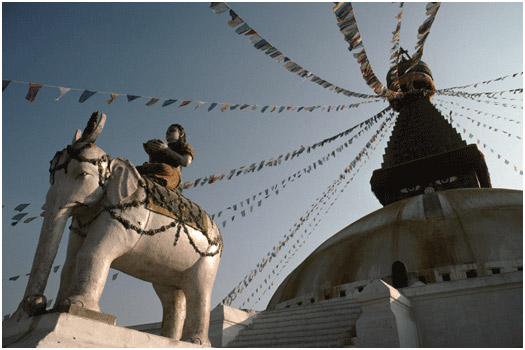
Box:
(221, 114, 395, 307)
(436, 91, 523, 107)
(246, 121, 392, 309)
(388, 3, 404, 91)
(439, 95, 522, 110)
(437, 105, 523, 176)
(436, 88, 523, 103)
(25, 83, 43, 102)
(210, 2, 381, 100)
(182, 107, 390, 190)
(211, 116, 382, 228)
(5, 79, 384, 113)
(435, 102, 522, 140)
(434, 98, 521, 124)
(437, 72, 523, 92)
(408, 2, 441, 71)
(332, 3, 398, 98)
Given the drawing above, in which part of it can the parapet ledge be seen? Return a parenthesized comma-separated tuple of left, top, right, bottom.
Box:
(357, 279, 411, 308)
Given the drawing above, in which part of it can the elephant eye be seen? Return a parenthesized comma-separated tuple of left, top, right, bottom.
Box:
(76, 172, 90, 179)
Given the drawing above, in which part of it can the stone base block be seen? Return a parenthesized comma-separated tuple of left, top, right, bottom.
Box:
(3, 311, 203, 348)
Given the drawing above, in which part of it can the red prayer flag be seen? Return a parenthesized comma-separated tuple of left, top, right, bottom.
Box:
(26, 83, 43, 102)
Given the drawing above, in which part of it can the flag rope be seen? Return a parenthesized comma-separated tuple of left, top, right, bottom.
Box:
(332, 2, 398, 98)
(434, 104, 523, 176)
(211, 110, 390, 228)
(244, 117, 394, 308)
(2, 78, 383, 113)
(183, 107, 390, 190)
(209, 3, 381, 100)
(436, 72, 523, 92)
(434, 98, 522, 124)
(221, 113, 394, 306)
(436, 103, 522, 140)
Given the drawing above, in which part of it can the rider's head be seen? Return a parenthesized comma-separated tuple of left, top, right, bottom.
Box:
(166, 124, 186, 144)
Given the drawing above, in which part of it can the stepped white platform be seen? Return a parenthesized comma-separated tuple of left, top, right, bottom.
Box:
(2, 306, 202, 348)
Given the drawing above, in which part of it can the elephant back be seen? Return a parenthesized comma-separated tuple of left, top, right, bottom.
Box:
(143, 177, 222, 254)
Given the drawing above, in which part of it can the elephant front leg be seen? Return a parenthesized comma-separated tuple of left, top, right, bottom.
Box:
(65, 217, 137, 312)
(153, 284, 186, 339)
(54, 229, 85, 309)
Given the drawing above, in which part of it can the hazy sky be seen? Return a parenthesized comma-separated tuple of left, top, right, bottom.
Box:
(2, 2, 523, 326)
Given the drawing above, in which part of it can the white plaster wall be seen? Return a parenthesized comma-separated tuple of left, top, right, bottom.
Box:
(404, 272, 522, 347)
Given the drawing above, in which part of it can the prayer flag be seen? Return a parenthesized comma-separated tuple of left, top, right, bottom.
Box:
(220, 104, 230, 112)
(55, 87, 71, 101)
(179, 100, 191, 107)
(2, 80, 11, 91)
(127, 95, 140, 102)
(208, 102, 218, 111)
(194, 101, 205, 110)
(23, 217, 37, 224)
(261, 106, 269, 113)
(159, 99, 176, 107)
(79, 90, 96, 103)
(235, 23, 250, 34)
(9, 276, 20, 281)
(26, 83, 43, 102)
(240, 104, 250, 110)
(106, 92, 119, 104)
(145, 97, 160, 106)
(53, 265, 60, 273)
(12, 213, 27, 221)
(254, 39, 268, 49)
(14, 203, 30, 212)
(227, 17, 243, 28)
(210, 2, 229, 14)
(230, 104, 240, 110)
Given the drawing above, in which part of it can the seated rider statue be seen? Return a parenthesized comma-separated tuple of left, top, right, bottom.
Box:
(137, 124, 194, 191)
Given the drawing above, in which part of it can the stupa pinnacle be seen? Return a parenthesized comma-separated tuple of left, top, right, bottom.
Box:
(370, 54, 491, 206)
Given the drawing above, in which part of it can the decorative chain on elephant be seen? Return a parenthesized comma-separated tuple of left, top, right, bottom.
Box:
(5, 111, 222, 347)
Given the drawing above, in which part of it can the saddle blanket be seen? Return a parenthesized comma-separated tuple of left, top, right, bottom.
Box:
(143, 177, 210, 234)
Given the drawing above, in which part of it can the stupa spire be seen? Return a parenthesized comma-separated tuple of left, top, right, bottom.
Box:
(370, 57, 491, 206)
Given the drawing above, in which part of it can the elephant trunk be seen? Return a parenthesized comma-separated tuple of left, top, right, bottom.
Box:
(21, 204, 72, 315)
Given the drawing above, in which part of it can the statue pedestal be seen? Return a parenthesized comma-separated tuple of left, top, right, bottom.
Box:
(3, 309, 202, 348)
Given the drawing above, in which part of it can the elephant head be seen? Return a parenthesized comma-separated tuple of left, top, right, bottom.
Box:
(12, 111, 119, 320)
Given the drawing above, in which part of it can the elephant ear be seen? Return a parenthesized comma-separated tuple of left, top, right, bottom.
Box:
(107, 158, 141, 206)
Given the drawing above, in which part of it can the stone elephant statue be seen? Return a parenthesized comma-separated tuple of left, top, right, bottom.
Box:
(8, 112, 222, 346)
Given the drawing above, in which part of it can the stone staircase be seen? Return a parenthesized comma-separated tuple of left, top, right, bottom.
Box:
(227, 298, 361, 347)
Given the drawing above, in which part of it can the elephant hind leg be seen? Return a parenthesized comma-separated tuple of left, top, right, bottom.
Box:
(153, 284, 186, 340)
